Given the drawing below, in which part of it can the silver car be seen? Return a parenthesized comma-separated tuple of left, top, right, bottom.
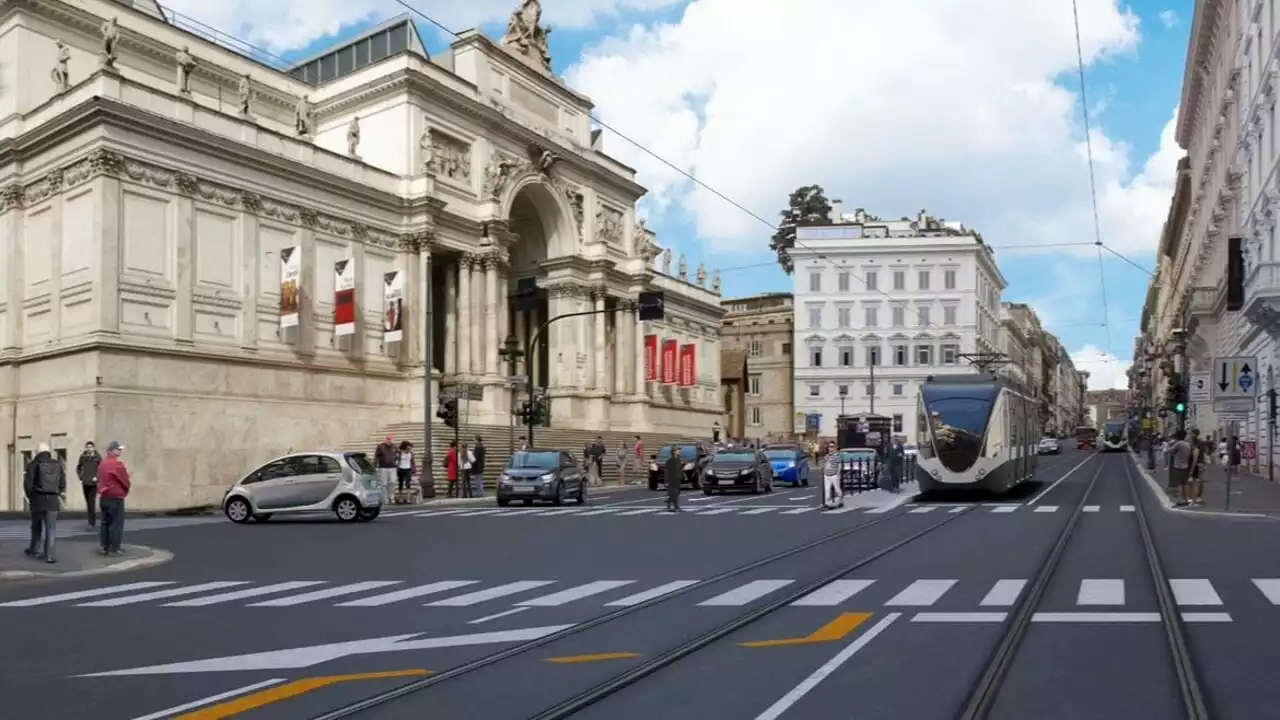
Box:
(223, 451, 383, 523)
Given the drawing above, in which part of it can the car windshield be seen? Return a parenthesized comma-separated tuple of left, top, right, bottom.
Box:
(508, 451, 559, 470)
(921, 383, 999, 472)
(715, 451, 755, 462)
(764, 450, 799, 461)
(345, 453, 376, 474)
(1104, 421, 1126, 437)
(656, 445, 699, 461)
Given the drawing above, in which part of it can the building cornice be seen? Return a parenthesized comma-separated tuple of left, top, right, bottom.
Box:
(1176, 0, 1226, 148)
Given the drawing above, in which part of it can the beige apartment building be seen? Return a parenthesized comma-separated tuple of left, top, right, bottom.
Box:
(721, 293, 795, 442)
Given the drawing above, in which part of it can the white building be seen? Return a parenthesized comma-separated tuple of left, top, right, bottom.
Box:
(791, 206, 1007, 442)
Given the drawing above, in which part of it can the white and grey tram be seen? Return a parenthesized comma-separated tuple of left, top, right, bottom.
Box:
(1099, 419, 1128, 452)
(914, 374, 1040, 495)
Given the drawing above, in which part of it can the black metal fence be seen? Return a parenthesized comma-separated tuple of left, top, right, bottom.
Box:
(834, 455, 918, 493)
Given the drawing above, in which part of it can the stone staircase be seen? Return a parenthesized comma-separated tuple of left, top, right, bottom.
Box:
(340, 421, 700, 492)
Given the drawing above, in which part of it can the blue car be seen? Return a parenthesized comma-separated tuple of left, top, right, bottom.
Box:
(763, 446, 811, 487)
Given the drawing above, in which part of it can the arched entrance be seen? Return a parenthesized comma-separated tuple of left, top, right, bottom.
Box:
(503, 180, 573, 392)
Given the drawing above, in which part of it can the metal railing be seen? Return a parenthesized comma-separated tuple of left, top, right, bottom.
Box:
(835, 455, 917, 493)
(161, 7, 293, 71)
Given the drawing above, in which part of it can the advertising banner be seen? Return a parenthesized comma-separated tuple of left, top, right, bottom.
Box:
(279, 246, 300, 329)
(661, 339, 678, 385)
(383, 271, 404, 343)
(644, 334, 659, 382)
(333, 259, 356, 337)
(678, 343, 696, 387)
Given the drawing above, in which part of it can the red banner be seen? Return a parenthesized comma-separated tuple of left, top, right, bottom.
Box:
(661, 339, 678, 385)
(644, 334, 659, 381)
(679, 344, 696, 386)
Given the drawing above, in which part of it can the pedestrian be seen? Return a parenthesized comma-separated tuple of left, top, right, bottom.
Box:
(445, 441, 459, 498)
(76, 441, 102, 530)
(460, 442, 474, 498)
(96, 440, 130, 556)
(396, 441, 415, 494)
(885, 437, 905, 493)
(821, 441, 843, 509)
(23, 442, 65, 564)
(633, 436, 644, 483)
(519, 437, 529, 452)
(471, 436, 486, 498)
(1167, 430, 1191, 507)
(1186, 429, 1205, 507)
(374, 435, 397, 500)
(615, 442, 629, 484)
(664, 449, 682, 512)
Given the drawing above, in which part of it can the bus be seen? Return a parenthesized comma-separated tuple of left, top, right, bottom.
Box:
(1074, 426, 1098, 450)
(1100, 419, 1128, 452)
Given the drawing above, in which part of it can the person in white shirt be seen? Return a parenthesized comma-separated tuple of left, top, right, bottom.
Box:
(821, 441, 844, 510)
(395, 441, 416, 493)
(460, 442, 475, 498)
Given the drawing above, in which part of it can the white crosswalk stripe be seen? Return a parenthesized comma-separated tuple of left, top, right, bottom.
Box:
(389, 504, 1143, 519)
(1, 577, 1267, 616)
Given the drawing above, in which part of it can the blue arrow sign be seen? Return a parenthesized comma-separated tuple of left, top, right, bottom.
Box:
(1240, 371, 1254, 392)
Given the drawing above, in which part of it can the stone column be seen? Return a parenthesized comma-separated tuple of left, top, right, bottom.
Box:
(632, 310, 646, 397)
(484, 253, 499, 376)
(497, 268, 509, 352)
(415, 234, 433, 370)
(593, 289, 607, 391)
(239, 192, 260, 349)
(613, 306, 626, 396)
(443, 259, 457, 374)
(173, 173, 195, 344)
(457, 256, 472, 375)
(620, 302, 638, 396)
(2, 184, 24, 350)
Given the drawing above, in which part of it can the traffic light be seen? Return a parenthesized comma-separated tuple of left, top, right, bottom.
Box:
(515, 400, 534, 426)
(1172, 385, 1188, 415)
(436, 398, 458, 428)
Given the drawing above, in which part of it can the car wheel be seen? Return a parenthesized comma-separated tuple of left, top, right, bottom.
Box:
(252, 513, 273, 522)
(765, 478, 773, 493)
(224, 497, 252, 524)
(649, 480, 659, 491)
(801, 471, 810, 487)
(498, 498, 511, 507)
(334, 496, 361, 522)
(703, 487, 714, 495)
(357, 508, 379, 522)
(752, 473, 762, 494)
(553, 483, 565, 506)
(576, 482, 587, 505)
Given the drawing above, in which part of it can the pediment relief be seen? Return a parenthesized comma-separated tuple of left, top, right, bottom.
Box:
(860, 333, 881, 342)
(804, 334, 826, 344)
(888, 333, 911, 341)
(832, 333, 856, 343)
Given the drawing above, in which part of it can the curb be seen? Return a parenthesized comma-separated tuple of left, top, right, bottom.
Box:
(1126, 453, 1275, 520)
(0, 544, 173, 581)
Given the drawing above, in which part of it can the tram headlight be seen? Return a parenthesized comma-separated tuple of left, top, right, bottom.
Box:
(930, 468, 941, 479)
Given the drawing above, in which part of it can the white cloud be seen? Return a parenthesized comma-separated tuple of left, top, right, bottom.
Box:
(564, 0, 1182, 258)
(160, 0, 683, 55)
(1072, 345, 1131, 390)
(1158, 10, 1179, 28)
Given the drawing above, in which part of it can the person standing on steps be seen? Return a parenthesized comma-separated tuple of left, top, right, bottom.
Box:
(445, 441, 459, 498)
(23, 442, 65, 564)
(374, 435, 397, 501)
(76, 441, 102, 530)
(96, 441, 130, 556)
(460, 442, 474, 498)
(664, 448, 683, 512)
(471, 436, 486, 498)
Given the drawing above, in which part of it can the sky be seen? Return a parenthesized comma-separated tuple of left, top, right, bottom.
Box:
(160, 0, 1194, 391)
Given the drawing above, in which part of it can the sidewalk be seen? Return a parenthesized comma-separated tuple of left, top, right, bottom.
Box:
(0, 540, 171, 581)
(1133, 454, 1280, 514)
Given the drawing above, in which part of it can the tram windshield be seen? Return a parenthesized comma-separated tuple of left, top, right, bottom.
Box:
(1104, 421, 1126, 440)
(921, 383, 999, 472)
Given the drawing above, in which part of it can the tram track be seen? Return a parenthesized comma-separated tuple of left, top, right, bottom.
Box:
(308, 451, 1091, 720)
(955, 452, 1210, 720)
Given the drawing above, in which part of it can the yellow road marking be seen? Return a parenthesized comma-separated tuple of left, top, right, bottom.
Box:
(740, 612, 873, 648)
(177, 668, 432, 719)
(545, 652, 641, 664)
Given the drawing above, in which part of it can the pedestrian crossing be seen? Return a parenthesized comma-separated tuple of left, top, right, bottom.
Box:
(1, 576, 1273, 619)
(389, 503, 1137, 519)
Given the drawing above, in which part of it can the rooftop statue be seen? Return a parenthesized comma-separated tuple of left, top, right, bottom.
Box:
(500, 0, 553, 72)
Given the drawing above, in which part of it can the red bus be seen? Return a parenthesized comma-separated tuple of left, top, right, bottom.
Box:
(1075, 426, 1097, 450)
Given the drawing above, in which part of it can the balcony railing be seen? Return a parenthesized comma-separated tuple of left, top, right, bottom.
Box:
(1244, 261, 1280, 335)
(1187, 286, 1220, 318)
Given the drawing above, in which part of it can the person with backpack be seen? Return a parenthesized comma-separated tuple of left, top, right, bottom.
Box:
(23, 442, 66, 564)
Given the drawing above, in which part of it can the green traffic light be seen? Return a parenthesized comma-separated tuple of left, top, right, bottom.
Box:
(1175, 402, 1186, 413)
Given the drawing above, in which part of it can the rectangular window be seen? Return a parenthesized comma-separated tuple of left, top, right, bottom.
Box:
(916, 345, 933, 365)
(893, 383, 904, 396)
(893, 271, 905, 290)
(810, 348, 823, 367)
(918, 306, 931, 326)
(749, 374, 761, 396)
(892, 307, 905, 326)
(894, 344, 907, 366)
(893, 414, 904, 433)
(839, 346, 854, 367)
(838, 272, 850, 292)
(865, 383, 876, 397)
(865, 271, 878, 290)
(944, 306, 957, 325)
(918, 270, 930, 290)
(864, 306, 878, 327)
(749, 340, 762, 357)
(750, 406, 762, 426)
(866, 346, 881, 366)
(837, 307, 851, 327)
(809, 272, 821, 292)
(944, 270, 957, 290)
(838, 384, 849, 397)
(808, 384, 820, 397)
(781, 342, 791, 356)
(942, 344, 959, 364)
(809, 308, 822, 328)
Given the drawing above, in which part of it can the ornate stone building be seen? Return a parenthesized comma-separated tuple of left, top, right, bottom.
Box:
(720, 292, 795, 442)
(0, 0, 724, 510)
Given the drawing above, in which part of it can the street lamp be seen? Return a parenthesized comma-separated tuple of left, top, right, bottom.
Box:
(838, 384, 848, 417)
(499, 334, 525, 454)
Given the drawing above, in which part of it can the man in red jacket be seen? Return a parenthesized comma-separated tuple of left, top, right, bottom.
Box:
(95, 440, 130, 556)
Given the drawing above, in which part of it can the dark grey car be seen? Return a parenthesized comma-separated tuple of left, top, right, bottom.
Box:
(701, 449, 774, 495)
(496, 449, 588, 507)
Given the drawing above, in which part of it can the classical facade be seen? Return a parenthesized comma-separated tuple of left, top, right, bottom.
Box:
(720, 292, 795, 442)
(0, 0, 723, 511)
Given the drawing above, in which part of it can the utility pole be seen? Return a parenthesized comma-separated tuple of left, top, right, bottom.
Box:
(869, 353, 876, 415)
(421, 248, 435, 498)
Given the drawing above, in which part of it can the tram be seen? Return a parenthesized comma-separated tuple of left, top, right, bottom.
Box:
(1099, 419, 1128, 452)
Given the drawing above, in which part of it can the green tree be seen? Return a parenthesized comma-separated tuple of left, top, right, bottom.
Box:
(769, 185, 832, 274)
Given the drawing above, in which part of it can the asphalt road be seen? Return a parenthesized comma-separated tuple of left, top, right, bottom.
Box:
(2, 449, 1278, 719)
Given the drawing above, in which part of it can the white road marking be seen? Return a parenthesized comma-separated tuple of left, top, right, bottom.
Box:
(752, 613, 900, 720)
(336, 581, 479, 607)
(908, 506, 936, 514)
(1083, 505, 1100, 512)
(1026, 453, 1094, 505)
(426, 581, 555, 606)
(1253, 579, 1280, 604)
(1033, 612, 1160, 622)
(467, 607, 531, 624)
(0, 581, 175, 608)
(128, 679, 287, 720)
(516, 581, 636, 606)
(1077, 579, 1124, 606)
(789, 496, 809, 502)
(740, 508, 776, 515)
(699, 580, 794, 606)
(1170, 579, 1223, 606)
(605, 581, 700, 606)
(248, 581, 402, 607)
(912, 612, 1007, 622)
(949, 506, 967, 513)
(865, 493, 915, 514)
(990, 506, 1018, 513)
(827, 506, 860, 514)
(78, 582, 251, 607)
(412, 509, 472, 517)
(454, 509, 507, 516)
(980, 580, 1027, 606)
(533, 508, 583, 516)
(574, 509, 621, 516)
(1120, 505, 1135, 512)
(616, 508, 661, 515)
(791, 579, 875, 606)
(1033, 505, 1058, 513)
(885, 579, 956, 606)
(1181, 612, 1232, 622)
(781, 507, 818, 515)
(698, 508, 736, 515)
(166, 581, 327, 607)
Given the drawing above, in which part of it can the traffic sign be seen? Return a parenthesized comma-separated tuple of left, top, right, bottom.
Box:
(1212, 356, 1258, 413)
(1189, 372, 1211, 404)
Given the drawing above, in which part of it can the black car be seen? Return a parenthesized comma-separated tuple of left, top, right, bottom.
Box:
(703, 448, 774, 495)
(496, 449, 588, 506)
(648, 442, 709, 490)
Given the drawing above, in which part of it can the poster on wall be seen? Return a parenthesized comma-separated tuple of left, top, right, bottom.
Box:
(383, 271, 404, 344)
(660, 339, 678, 385)
(679, 344, 696, 387)
(644, 335, 659, 382)
(333, 259, 356, 337)
(279, 245, 301, 329)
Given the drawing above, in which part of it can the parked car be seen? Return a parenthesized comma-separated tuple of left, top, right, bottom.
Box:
(763, 444, 811, 487)
(703, 448, 774, 494)
(497, 449, 588, 507)
(648, 442, 710, 490)
(1037, 437, 1061, 455)
(223, 451, 383, 523)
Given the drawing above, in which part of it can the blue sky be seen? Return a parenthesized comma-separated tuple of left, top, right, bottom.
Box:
(262, 0, 1192, 389)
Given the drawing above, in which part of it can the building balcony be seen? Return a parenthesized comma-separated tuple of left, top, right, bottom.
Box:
(1243, 261, 1280, 336)
(1187, 286, 1221, 319)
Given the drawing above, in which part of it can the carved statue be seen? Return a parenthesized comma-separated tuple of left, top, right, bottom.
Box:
(678, 255, 688, 281)
(483, 151, 519, 199)
(535, 148, 556, 174)
(695, 263, 707, 287)
(500, 0, 553, 72)
(635, 218, 647, 239)
(294, 95, 314, 137)
(50, 41, 70, 93)
(711, 270, 721, 293)
(661, 247, 672, 274)
(347, 116, 361, 156)
(420, 121, 435, 173)
(237, 74, 252, 116)
(175, 46, 196, 94)
(100, 17, 119, 68)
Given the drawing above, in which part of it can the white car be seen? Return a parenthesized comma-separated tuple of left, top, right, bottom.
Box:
(1037, 438, 1061, 455)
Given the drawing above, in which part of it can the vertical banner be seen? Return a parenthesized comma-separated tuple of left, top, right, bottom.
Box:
(679, 343, 697, 387)
(644, 334, 659, 381)
(279, 245, 300, 329)
(333, 259, 356, 337)
(661, 339, 678, 385)
(383, 271, 404, 344)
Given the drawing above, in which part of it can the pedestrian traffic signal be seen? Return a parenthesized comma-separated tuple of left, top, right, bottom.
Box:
(1171, 385, 1188, 415)
(436, 398, 458, 428)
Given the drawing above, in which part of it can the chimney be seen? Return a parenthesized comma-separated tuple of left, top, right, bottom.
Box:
(831, 199, 843, 223)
